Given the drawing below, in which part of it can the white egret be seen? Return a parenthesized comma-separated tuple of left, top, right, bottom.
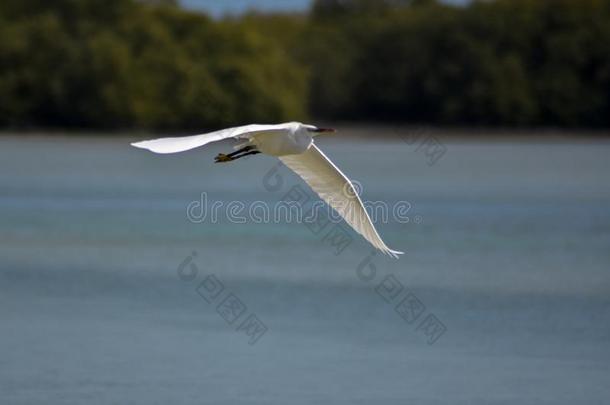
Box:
(131, 122, 403, 258)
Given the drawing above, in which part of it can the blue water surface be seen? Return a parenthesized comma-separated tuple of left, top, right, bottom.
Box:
(1, 132, 609, 404)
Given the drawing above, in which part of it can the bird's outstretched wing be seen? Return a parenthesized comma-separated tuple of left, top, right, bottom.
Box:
(280, 144, 403, 258)
(131, 123, 290, 154)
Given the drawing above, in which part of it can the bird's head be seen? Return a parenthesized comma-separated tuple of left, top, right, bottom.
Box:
(304, 124, 336, 136)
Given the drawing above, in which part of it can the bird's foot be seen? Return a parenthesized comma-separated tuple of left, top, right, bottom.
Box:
(214, 153, 234, 163)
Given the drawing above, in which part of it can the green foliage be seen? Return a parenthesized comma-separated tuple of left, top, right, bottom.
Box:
(0, 0, 609, 129)
(0, 0, 307, 129)
(307, 0, 610, 127)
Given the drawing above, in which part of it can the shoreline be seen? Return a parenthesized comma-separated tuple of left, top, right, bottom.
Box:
(2, 126, 610, 143)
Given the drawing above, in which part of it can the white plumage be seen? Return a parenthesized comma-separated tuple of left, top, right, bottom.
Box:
(131, 122, 403, 258)
(130, 124, 287, 154)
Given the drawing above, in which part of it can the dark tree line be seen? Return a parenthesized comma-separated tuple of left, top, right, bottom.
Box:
(0, 0, 609, 129)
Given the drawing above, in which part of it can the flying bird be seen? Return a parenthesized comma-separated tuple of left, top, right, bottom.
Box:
(131, 122, 402, 258)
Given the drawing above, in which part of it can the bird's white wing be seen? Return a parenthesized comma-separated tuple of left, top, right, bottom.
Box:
(131, 123, 290, 154)
(280, 144, 403, 258)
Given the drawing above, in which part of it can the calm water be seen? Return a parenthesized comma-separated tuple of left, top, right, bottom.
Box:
(1, 132, 609, 404)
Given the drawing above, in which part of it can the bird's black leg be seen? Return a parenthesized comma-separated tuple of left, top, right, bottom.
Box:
(227, 145, 255, 157)
(231, 150, 261, 161)
(215, 146, 259, 163)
